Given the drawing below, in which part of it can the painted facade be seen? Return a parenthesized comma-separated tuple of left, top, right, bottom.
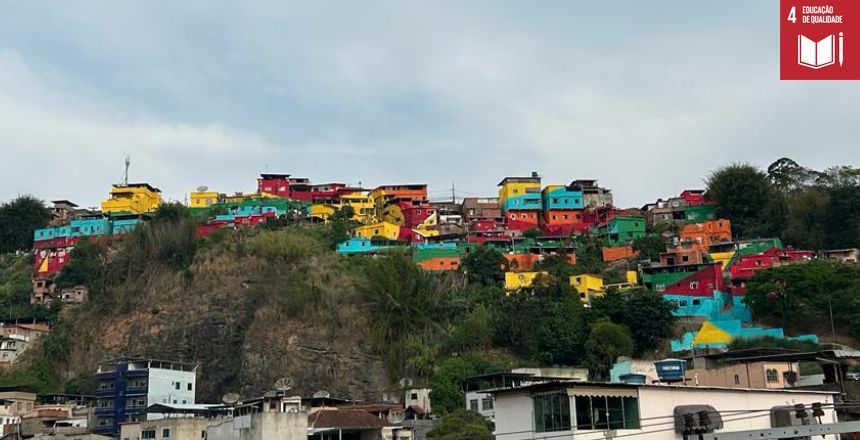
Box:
(353, 222, 401, 241)
(101, 183, 162, 214)
(504, 271, 547, 291)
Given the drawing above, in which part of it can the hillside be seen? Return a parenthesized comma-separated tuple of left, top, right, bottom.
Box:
(34, 225, 391, 402)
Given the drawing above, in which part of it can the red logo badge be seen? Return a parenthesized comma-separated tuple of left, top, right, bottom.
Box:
(781, 0, 860, 79)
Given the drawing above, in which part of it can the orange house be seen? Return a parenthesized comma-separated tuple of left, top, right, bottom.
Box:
(679, 219, 732, 250)
(602, 245, 639, 262)
(417, 257, 461, 271)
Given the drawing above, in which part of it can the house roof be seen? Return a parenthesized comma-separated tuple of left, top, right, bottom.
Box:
(308, 408, 386, 429)
(488, 380, 838, 396)
(145, 403, 228, 415)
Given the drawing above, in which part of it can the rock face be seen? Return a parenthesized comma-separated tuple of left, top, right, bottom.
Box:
(66, 247, 390, 402)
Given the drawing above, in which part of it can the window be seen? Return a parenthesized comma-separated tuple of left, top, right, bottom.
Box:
(411, 393, 418, 400)
(573, 395, 640, 430)
(188, 383, 193, 391)
(175, 382, 180, 390)
(469, 399, 479, 411)
(690, 281, 699, 290)
(766, 369, 779, 383)
(692, 299, 701, 306)
(533, 393, 571, 432)
(163, 429, 171, 438)
(482, 398, 494, 411)
(142, 430, 156, 439)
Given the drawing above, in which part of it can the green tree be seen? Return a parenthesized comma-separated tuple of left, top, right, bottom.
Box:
(152, 202, 191, 224)
(448, 304, 493, 352)
(825, 185, 860, 249)
(326, 206, 357, 248)
(0, 196, 52, 253)
(427, 409, 494, 440)
(461, 248, 508, 287)
(706, 163, 782, 239)
(632, 235, 666, 263)
(54, 239, 105, 289)
(585, 319, 634, 380)
(623, 290, 676, 355)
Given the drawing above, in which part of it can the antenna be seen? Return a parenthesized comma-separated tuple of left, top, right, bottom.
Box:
(312, 390, 330, 399)
(221, 393, 240, 405)
(121, 155, 131, 186)
(386, 411, 406, 424)
(274, 377, 295, 392)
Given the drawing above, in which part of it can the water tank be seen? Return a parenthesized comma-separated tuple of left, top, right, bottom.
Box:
(654, 359, 686, 383)
(619, 373, 647, 385)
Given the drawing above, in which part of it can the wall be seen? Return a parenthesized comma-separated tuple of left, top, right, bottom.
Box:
(493, 385, 838, 440)
(206, 412, 307, 440)
(147, 368, 196, 410)
(688, 362, 800, 389)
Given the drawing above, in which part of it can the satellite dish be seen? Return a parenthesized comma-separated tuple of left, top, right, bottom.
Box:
(313, 390, 330, 399)
(387, 411, 406, 424)
(197, 186, 208, 192)
(221, 393, 240, 405)
(274, 377, 295, 392)
(262, 391, 278, 398)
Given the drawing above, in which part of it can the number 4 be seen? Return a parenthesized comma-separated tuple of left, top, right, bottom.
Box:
(787, 6, 796, 23)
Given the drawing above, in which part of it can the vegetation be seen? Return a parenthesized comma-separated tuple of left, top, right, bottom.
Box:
(745, 260, 860, 339)
(427, 409, 494, 440)
(591, 289, 676, 356)
(707, 159, 860, 248)
(585, 319, 634, 380)
(0, 196, 52, 253)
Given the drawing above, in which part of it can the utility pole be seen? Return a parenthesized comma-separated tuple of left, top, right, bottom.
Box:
(451, 181, 456, 204)
(122, 155, 130, 186)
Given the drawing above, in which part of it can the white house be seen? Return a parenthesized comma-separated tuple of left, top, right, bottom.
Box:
(491, 381, 839, 440)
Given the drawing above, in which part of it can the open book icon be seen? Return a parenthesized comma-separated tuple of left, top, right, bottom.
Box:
(798, 34, 835, 69)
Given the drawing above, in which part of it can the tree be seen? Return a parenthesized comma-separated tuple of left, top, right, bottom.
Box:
(767, 157, 815, 191)
(745, 260, 860, 339)
(327, 206, 357, 248)
(824, 185, 860, 249)
(54, 239, 105, 289)
(461, 248, 508, 287)
(522, 228, 542, 239)
(590, 289, 676, 356)
(623, 290, 676, 355)
(152, 202, 190, 224)
(706, 164, 781, 239)
(0, 196, 51, 253)
(427, 409, 494, 440)
(585, 319, 634, 380)
(632, 235, 666, 263)
(429, 355, 510, 416)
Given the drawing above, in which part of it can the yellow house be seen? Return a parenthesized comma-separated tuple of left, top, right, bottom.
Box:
(222, 191, 276, 204)
(625, 270, 638, 285)
(189, 191, 220, 208)
(498, 175, 542, 213)
(310, 203, 338, 223)
(101, 183, 162, 214)
(341, 191, 375, 224)
(353, 221, 401, 241)
(505, 271, 548, 291)
(570, 274, 605, 303)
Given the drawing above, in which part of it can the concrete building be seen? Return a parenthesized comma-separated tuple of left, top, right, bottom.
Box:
(101, 183, 162, 215)
(205, 394, 306, 440)
(462, 369, 588, 421)
(0, 392, 36, 417)
(94, 358, 197, 435)
(403, 389, 431, 415)
(492, 380, 838, 440)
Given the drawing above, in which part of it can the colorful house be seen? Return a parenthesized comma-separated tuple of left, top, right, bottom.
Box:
(677, 219, 732, 250)
(101, 183, 162, 214)
(498, 174, 542, 231)
(570, 274, 605, 303)
(641, 262, 724, 296)
(412, 242, 474, 271)
(602, 244, 639, 262)
(568, 179, 613, 208)
(504, 271, 547, 291)
(594, 216, 646, 247)
(336, 237, 402, 254)
(540, 184, 585, 236)
(354, 222, 402, 241)
(189, 190, 221, 209)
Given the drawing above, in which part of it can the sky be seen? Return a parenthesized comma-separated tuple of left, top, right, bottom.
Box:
(1, 1, 858, 208)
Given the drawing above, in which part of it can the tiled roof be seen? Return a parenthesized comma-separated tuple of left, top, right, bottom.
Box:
(309, 408, 386, 429)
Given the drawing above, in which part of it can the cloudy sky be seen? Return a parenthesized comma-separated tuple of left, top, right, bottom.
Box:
(1, 1, 857, 208)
